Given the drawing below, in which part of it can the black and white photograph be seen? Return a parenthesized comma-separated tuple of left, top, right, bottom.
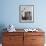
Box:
(19, 5, 34, 23)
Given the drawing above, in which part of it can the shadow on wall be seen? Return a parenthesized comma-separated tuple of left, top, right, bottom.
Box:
(0, 24, 7, 43)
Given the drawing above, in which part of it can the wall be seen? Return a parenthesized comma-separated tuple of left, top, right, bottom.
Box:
(0, 0, 46, 29)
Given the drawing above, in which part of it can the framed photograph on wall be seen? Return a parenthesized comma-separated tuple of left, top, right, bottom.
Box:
(19, 5, 34, 23)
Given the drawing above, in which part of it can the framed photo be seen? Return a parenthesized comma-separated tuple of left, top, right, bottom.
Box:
(19, 5, 34, 23)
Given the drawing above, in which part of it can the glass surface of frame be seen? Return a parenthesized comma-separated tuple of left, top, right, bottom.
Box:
(19, 5, 34, 23)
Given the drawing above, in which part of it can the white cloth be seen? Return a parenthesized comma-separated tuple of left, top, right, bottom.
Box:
(7, 24, 16, 32)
